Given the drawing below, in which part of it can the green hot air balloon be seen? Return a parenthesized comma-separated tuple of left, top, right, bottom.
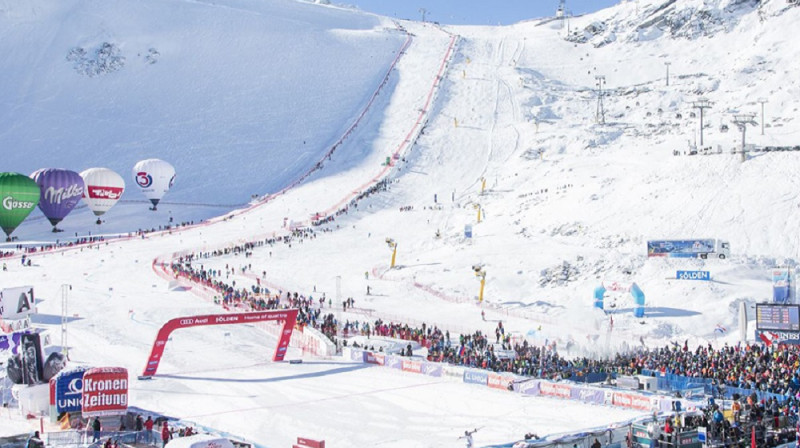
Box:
(0, 172, 41, 240)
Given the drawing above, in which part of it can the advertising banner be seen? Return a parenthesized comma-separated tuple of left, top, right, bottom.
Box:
(616, 376, 640, 390)
(421, 362, 442, 377)
(463, 369, 488, 386)
(514, 379, 540, 396)
(20, 332, 43, 385)
(0, 331, 27, 355)
(401, 360, 422, 374)
(612, 391, 657, 411)
(487, 373, 513, 390)
(442, 365, 464, 380)
(773, 269, 792, 304)
(349, 349, 365, 362)
(676, 270, 711, 281)
(539, 381, 572, 399)
(364, 351, 380, 365)
(82, 367, 128, 416)
(385, 355, 403, 370)
(142, 310, 298, 377)
(647, 239, 715, 258)
(54, 367, 88, 414)
(371, 352, 385, 366)
(49, 377, 55, 408)
(0, 286, 34, 319)
(570, 386, 605, 404)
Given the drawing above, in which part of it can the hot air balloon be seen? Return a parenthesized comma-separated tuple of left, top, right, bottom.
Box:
(132, 159, 175, 211)
(80, 168, 125, 225)
(30, 168, 85, 232)
(0, 172, 40, 241)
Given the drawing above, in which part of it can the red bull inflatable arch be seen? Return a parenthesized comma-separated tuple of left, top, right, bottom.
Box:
(141, 309, 298, 378)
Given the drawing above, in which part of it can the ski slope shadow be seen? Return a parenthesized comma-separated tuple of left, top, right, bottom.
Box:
(155, 362, 373, 383)
(30, 313, 82, 325)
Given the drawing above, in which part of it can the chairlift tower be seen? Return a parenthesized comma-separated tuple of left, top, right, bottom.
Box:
(419, 8, 427, 23)
(691, 98, 712, 147)
(61, 284, 71, 358)
(595, 75, 606, 125)
(758, 98, 768, 135)
(732, 113, 757, 163)
(664, 61, 671, 86)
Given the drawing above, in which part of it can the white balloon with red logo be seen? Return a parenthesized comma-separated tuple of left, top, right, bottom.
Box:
(80, 167, 125, 216)
(132, 159, 175, 210)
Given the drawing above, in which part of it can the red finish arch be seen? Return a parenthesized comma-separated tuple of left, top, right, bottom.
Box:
(141, 309, 299, 378)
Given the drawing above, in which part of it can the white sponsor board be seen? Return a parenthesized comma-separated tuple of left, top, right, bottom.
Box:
(0, 286, 34, 319)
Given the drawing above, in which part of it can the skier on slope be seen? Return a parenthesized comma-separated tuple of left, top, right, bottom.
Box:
(459, 428, 478, 448)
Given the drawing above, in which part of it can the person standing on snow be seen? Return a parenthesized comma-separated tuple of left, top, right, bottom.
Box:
(161, 421, 171, 448)
(144, 416, 154, 444)
(135, 415, 144, 442)
(92, 416, 102, 443)
(459, 429, 478, 448)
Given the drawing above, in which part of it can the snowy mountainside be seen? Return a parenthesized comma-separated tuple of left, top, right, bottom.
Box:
(272, 1, 800, 351)
(0, 0, 404, 235)
(568, 0, 798, 45)
(0, 0, 797, 354)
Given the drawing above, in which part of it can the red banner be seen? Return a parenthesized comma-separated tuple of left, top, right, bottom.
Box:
(401, 359, 422, 373)
(87, 186, 123, 200)
(539, 382, 572, 398)
(612, 391, 656, 411)
(82, 367, 128, 416)
(141, 310, 298, 377)
(49, 377, 56, 406)
(487, 373, 513, 390)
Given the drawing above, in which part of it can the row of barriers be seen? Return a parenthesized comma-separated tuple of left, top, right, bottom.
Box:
(342, 347, 702, 415)
(640, 369, 793, 404)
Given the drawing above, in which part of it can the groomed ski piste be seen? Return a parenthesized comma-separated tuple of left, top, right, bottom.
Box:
(2, 0, 800, 446)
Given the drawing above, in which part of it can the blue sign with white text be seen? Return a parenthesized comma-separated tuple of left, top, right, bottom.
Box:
(463, 369, 488, 386)
(55, 367, 88, 414)
(676, 270, 710, 281)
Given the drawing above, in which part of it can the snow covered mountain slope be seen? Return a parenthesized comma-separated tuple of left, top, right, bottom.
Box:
(3, 0, 800, 445)
(0, 0, 405, 231)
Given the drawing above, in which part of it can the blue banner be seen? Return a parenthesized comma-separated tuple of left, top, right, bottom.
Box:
(773, 269, 792, 304)
(421, 362, 442, 377)
(55, 367, 88, 414)
(648, 239, 715, 257)
(385, 355, 403, 370)
(513, 379, 540, 396)
(463, 369, 488, 386)
(676, 270, 711, 281)
(0, 331, 27, 355)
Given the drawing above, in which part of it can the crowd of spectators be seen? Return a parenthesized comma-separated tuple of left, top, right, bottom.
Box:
(167, 237, 800, 407)
(609, 342, 800, 397)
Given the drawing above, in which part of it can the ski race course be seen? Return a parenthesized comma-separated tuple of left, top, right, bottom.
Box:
(4, 0, 800, 447)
